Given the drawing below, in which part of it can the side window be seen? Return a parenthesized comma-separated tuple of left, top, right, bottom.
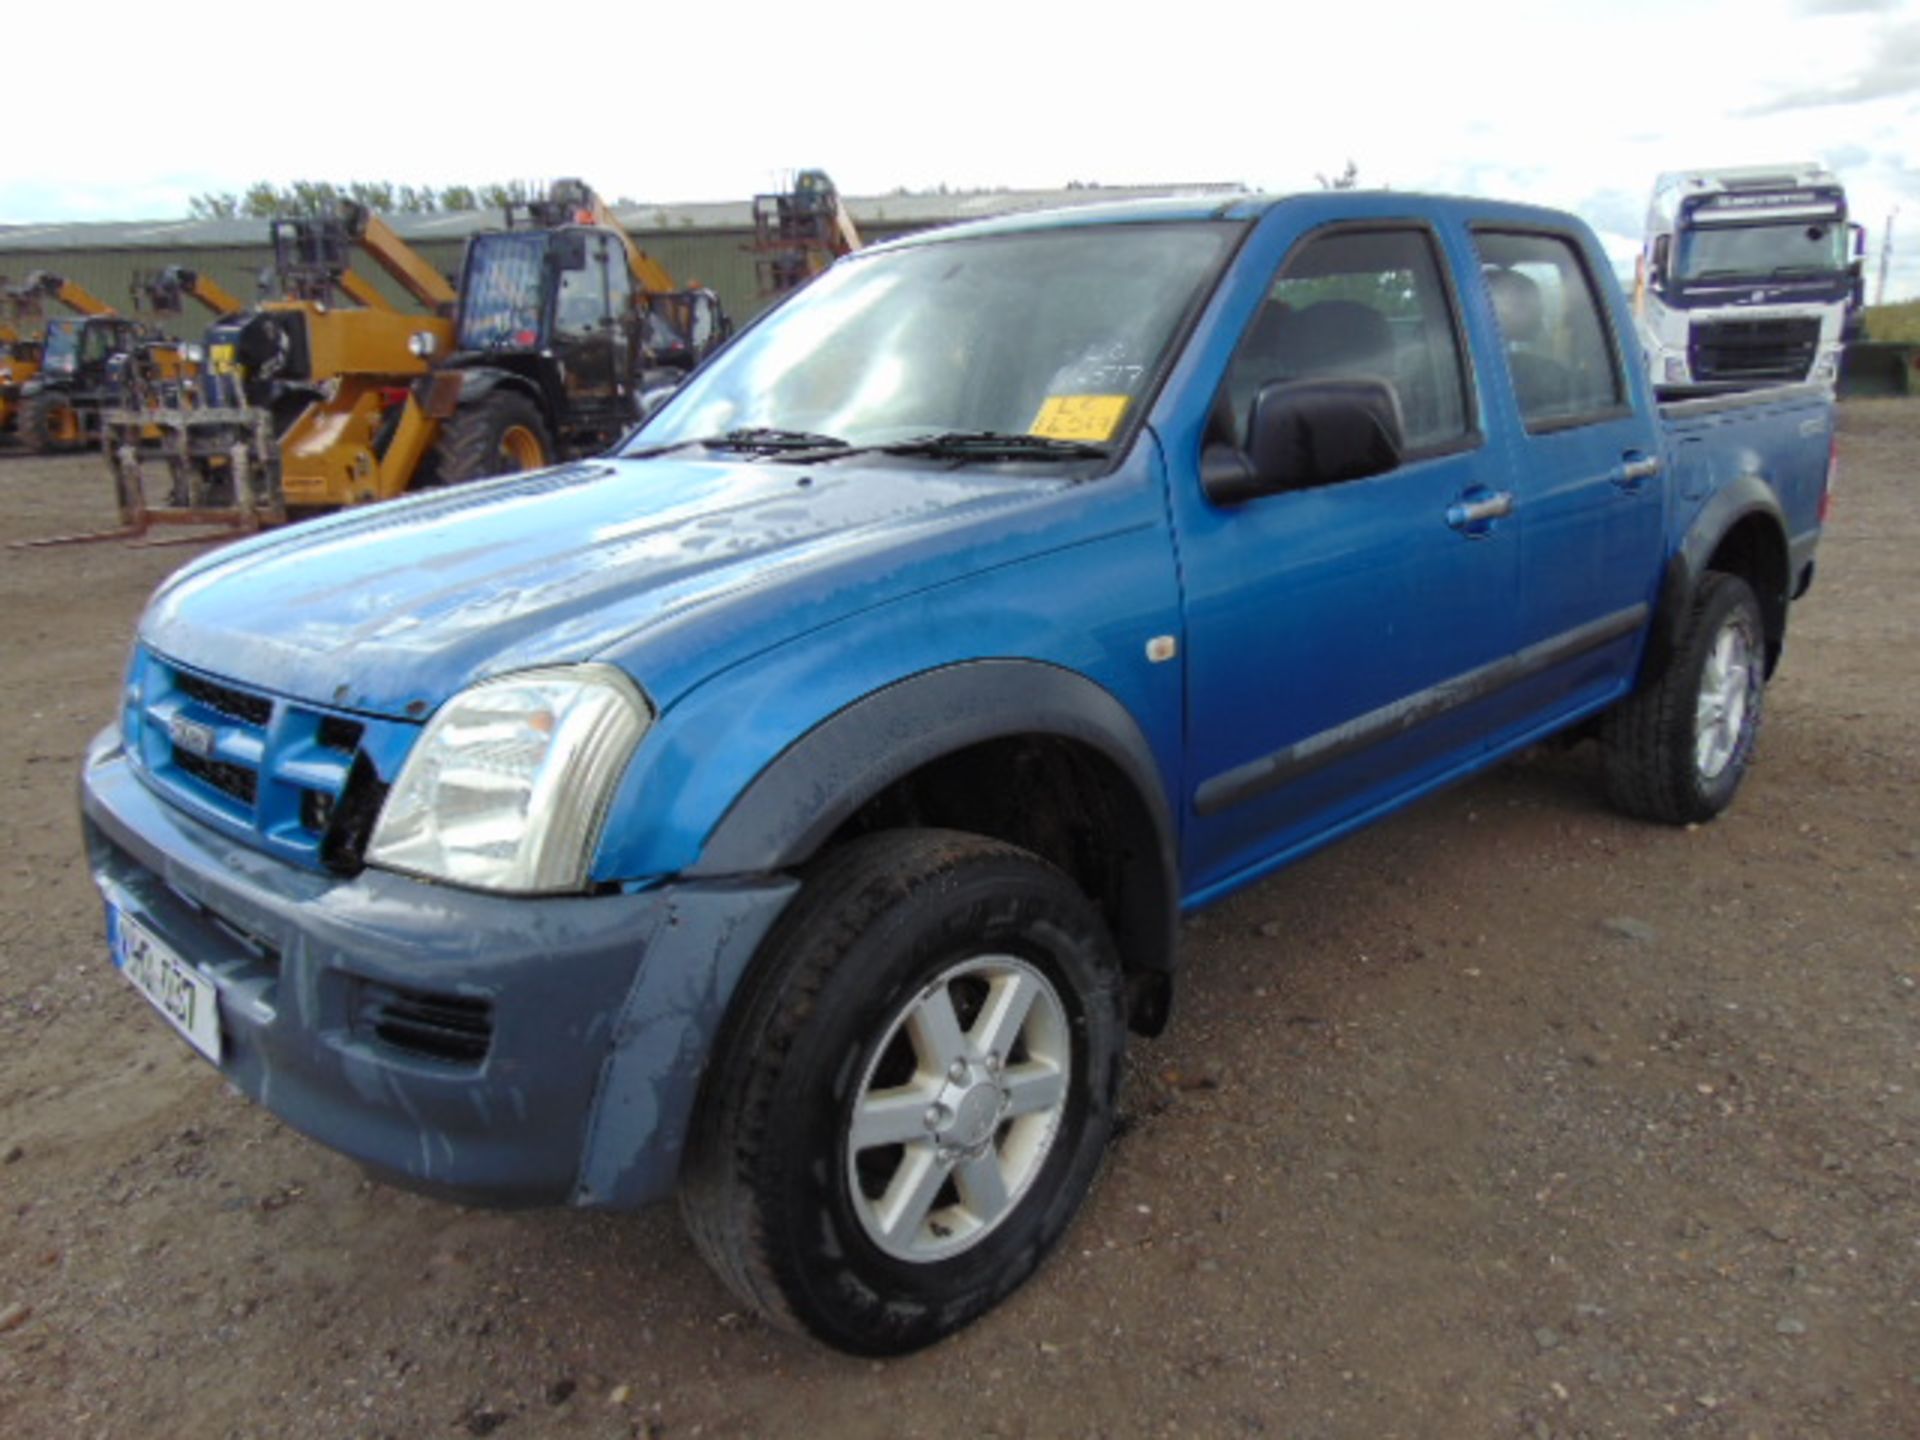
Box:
(1219, 227, 1471, 455)
(1472, 230, 1624, 429)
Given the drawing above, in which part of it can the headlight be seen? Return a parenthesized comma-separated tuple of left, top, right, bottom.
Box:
(408, 330, 438, 359)
(182, 344, 206, 365)
(1663, 355, 1689, 383)
(1810, 355, 1838, 383)
(366, 665, 652, 894)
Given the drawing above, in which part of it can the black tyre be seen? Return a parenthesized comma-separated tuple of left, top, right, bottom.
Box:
(1602, 572, 1766, 825)
(680, 829, 1126, 1355)
(18, 391, 79, 453)
(432, 389, 553, 485)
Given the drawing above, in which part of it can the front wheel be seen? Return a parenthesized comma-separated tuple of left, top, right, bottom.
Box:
(431, 390, 553, 485)
(18, 391, 80, 453)
(1602, 571, 1767, 824)
(680, 829, 1126, 1355)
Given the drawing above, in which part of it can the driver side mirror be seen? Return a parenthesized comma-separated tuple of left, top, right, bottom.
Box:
(1650, 235, 1671, 288)
(1202, 378, 1404, 506)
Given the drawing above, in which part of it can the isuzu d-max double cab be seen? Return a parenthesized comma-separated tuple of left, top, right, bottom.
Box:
(81, 191, 1831, 1354)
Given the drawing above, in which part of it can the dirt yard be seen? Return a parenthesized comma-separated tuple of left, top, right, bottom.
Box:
(0, 405, 1915, 1440)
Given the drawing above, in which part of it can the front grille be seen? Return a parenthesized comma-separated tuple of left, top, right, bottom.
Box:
(174, 748, 258, 805)
(357, 981, 494, 1066)
(124, 649, 415, 875)
(1689, 317, 1821, 382)
(173, 670, 273, 726)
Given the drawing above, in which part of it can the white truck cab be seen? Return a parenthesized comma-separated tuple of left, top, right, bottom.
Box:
(1635, 163, 1864, 390)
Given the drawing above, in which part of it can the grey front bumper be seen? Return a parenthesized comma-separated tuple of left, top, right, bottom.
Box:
(81, 728, 797, 1209)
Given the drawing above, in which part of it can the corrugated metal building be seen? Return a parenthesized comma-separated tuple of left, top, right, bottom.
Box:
(0, 184, 1247, 337)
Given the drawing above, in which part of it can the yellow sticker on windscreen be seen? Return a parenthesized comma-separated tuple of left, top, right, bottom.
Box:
(1030, 394, 1130, 442)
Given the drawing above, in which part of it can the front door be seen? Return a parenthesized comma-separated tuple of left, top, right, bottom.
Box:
(552, 231, 621, 439)
(1172, 221, 1523, 898)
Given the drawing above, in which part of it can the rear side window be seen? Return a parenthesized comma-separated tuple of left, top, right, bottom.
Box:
(1220, 226, 1472, 455)
(1473, 230, 1625, 430)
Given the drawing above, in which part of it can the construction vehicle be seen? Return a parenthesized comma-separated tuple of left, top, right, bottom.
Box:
(278, 177, 730, 500)
(90, 180, 727, 538)
(403, 177, 731, 479)
(7, 272, 155, 452)
(110, 268, 252, 413)
(750, 170, 862, 300)
(97, 204, 458, 536)
(0, 288, 45, 438)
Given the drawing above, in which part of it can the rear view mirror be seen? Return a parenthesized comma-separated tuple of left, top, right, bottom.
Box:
(1202, 378, 1404, 506)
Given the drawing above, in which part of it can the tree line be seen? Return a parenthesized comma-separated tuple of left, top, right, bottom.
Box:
(186, 180, 639, 220)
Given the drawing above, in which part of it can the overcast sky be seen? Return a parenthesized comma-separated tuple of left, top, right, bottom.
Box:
(9, 0, 1918, 299)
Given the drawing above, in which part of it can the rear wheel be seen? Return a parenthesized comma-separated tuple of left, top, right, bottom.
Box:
(680, 829, 1126, 1355)
(432, 390, 553, 484)
(1602, 571, 1766, 824)
(19, 391, 80, 453)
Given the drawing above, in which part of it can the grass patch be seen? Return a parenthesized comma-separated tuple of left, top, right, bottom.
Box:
(1864, 301, 1920, 344)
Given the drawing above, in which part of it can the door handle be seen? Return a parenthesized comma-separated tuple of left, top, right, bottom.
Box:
(1611, 453, 1661, 491)
(1446, 491, 1514, 530)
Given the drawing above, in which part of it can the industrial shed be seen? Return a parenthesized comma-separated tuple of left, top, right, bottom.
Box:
(0, 184, 1246, 336)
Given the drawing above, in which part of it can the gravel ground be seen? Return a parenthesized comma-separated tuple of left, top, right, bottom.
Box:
(0, 403, 1915, 1439)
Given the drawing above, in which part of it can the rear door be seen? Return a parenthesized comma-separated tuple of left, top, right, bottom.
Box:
(1171, 219, 1527, 897)
(1468, 227, 1666, 736)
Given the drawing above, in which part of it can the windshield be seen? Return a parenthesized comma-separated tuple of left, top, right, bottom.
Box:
(629, 222, 1240, 453)
(1676, 221, 1847, 281)
(42, 319, 80, 375)
(457, 232, 549, 350)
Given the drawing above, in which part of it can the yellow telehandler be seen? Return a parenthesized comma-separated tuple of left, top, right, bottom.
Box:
(6, 272, 156, 452)
(283, 177, 731, 497)
(95, 205, 458, 538)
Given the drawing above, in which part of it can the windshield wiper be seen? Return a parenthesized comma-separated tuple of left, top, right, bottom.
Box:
(627, 426, 853, 459)
(626, 427, 1112, 464)
(877, 430, 1111, 461)
(1768, 265, 1829, 279)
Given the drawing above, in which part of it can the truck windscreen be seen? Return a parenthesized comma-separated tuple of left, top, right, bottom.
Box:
(1677, 222, 1847, 282)
(631, 221, 1240, 453)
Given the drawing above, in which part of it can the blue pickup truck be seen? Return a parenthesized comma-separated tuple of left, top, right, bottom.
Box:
(81, 190, 1831, 1354)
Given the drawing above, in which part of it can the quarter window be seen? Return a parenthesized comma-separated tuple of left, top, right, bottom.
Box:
(1473, 230, 1624, 429)
(1220, 227, 1472, 454)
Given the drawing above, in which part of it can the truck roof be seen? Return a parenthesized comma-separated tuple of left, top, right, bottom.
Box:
(1654, 163, 1836, 194)
(867, 190, 1598, 250)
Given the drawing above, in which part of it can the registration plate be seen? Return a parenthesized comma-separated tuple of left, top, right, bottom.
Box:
(109, 907, 222, 1064)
